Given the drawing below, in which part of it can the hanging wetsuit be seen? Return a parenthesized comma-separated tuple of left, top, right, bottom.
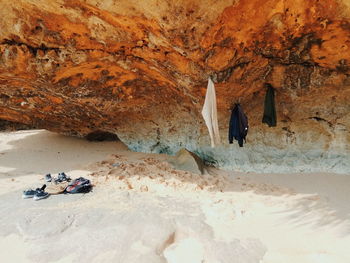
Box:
(262, 85, 277, 127)
(229, 104, 248, 147)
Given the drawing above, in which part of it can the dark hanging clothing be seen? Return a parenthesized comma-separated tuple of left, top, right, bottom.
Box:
(229, 104, 248, 147)
(262, 86, 277, 127)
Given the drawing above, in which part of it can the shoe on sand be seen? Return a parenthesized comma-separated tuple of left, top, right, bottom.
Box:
(22, 189, 37, 199)
(33, 189, 49, 201)
(45, 173, 52, 182)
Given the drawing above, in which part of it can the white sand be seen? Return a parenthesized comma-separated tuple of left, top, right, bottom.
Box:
(0, 130, 349, 263)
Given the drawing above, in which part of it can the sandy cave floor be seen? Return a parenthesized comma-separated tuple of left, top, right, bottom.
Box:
(0, 130, 350, 263)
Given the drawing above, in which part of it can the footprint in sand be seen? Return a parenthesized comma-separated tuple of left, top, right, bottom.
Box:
(162, 234, 205, 263)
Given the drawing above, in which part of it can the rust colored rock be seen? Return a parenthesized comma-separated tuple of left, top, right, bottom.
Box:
(0, 0, 349, 173)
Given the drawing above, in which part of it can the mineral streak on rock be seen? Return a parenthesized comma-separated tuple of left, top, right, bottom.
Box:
(0, 0, 349, 172)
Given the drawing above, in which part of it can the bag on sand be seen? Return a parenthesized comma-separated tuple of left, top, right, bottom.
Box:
(65, 177, 92, 194)
(46, 181, 69, 195)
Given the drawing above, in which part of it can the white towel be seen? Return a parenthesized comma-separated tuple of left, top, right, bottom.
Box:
(201, 77, 221, 147)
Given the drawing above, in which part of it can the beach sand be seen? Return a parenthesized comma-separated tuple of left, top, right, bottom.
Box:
(0, 130, 349, 263)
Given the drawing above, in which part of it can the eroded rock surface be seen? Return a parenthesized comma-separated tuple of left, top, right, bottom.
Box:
(168, 148, 205, 175)
(0, 0, 349, 172)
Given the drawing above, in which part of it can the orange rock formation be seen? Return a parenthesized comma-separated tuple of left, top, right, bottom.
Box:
(0, 0, 349, 172)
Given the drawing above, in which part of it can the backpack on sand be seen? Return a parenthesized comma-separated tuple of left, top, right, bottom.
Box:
(65, 177, 92, 194)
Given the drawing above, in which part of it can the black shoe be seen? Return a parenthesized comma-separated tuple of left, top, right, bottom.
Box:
(45, 174, 52, 182)
(33, 190, 49, 201)
(22, 189, 37, 199)
(33, 185, 49, 201)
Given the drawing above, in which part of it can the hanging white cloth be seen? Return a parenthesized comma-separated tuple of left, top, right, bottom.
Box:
(201, 77, 221, 147)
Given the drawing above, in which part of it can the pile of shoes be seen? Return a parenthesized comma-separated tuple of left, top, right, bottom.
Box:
(22, 172, 92, 201)
(45, 172, 71, 184)
(45, 172, 72, 196)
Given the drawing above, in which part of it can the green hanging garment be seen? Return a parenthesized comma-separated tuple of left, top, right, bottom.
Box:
(262, 85, 277, 127)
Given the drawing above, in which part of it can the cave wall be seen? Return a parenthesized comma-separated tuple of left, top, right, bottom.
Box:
(0, 0, 349, 173)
